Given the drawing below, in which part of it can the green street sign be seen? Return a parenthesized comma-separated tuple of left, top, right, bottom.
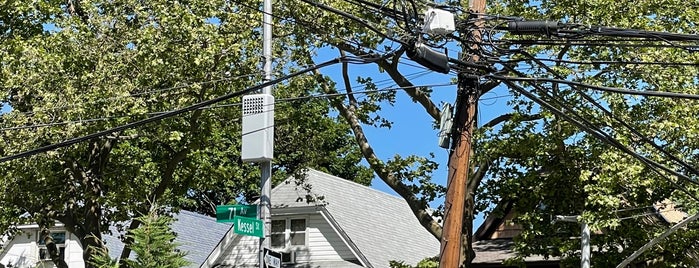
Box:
(233, 216, 264, 238)
(216, 204, 257, 223)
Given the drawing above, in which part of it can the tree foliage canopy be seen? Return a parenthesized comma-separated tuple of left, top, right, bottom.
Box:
(477, 0, 699, 266)
(0, 0, 371, 265)
(2, 0, 699, 267)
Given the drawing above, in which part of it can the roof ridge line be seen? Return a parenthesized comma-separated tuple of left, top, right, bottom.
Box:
(304, 168, 405, 201)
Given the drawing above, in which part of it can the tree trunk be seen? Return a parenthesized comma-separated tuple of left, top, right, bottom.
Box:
(41, 228, 69, 268)
(80, 230, 104, 268)
(314, 64, 445, 240)
(118, 108, 203, 266)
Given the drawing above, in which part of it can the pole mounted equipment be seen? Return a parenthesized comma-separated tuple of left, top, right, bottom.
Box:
(423, 8, 456, 35)
(406, 42, 450, 74)
(438, 103, 453, 149)
(241, 94, 275, 162)
(507, 20, 559, 36)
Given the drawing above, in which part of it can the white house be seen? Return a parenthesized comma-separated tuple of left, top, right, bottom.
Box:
(0, 210, 230, 268)
(0, 223, 84, 268)
(203, 169, 441, 268)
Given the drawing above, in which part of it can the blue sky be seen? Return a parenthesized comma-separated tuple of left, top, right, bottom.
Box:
(0, 22, 514, 232)
(314, 47, 514, 230)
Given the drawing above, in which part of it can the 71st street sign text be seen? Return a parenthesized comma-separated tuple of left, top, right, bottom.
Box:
(216, 204, 257, 223)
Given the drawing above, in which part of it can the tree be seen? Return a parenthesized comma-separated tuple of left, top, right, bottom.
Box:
(3, 0, 699, 267)
(123, 208, 189, 268)
(0, 0, 371, 266)
(89, 207, 189, 268)
(477, 1, 699, 266)
(266, 0, 699, 266)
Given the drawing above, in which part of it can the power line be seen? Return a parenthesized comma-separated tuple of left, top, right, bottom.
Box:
(491, 39, 699, 50)
(514, 51, 699, 178)
(0, 68, 442, 131)
(0, 57, 347, 163)
(230, 0, 459, 76)
(617, 207, 685, 221)
(229, 0, 407, 62)
(5, 72, 261, 118)
(500, 57, 699, 67)
(0, 83, 456, 132)
(500, 79, 699, 202)
(294, 0, 409, 46)
(488, 75, 699, 100)
(497, 64, 699, 182)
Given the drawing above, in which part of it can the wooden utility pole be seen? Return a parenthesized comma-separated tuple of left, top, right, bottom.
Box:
(439, 0, 486, 267)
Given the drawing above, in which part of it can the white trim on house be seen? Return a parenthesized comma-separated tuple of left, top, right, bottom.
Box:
(318, 207, 370, 268)
(0, 225, 84, 268)
(203, 169, 440, 268)
(202, 206, 367, 267)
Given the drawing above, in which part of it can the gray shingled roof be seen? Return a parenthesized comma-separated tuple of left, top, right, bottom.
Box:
(104, 210, 231, 267)
(271, 169, 440, 268)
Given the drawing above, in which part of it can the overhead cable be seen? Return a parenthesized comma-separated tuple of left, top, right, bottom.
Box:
(502, 20, 699, 42)
(503, 80, 699, 203)
(501, 58, 699, 67)
(0, 83, 456, 132)
(7, 72, 261, 118)
(0, 57, 347, 163)
(295, 0, 409, 46)
(487, 75, 699, 100)
(491, 39, 699, 50)
(514, 50, 699, 177)
(494, 67, 698, 186)
(498, 78, 699, 193)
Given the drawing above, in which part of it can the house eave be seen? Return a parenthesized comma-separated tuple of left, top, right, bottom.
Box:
(318, 207, 372, 268)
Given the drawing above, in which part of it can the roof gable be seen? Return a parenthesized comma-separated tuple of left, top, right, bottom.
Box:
(271, 169, 440, 267)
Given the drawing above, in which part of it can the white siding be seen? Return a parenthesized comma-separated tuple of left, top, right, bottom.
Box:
(65, 233, 85, 268)
(304, 213, 356, 262)
(0, 232, 38, 267)
(210, 213, 360, 267)
(0, 228, 85, 268)
(214, 234, 259, 267)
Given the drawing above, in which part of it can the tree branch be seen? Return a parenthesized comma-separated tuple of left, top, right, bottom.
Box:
(316, 68, 443, 240)
(66, 0, 89, 25)
(480, 80, 501, 95)
(119, 94, 204, 264)
(481, 113, 543, 129)
(336, 43, 441, 121)
(468, 161, 491, 196)
(340, 50, 359, 106)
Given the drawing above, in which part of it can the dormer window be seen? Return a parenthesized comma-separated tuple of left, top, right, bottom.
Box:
(270, 218, 307, 248)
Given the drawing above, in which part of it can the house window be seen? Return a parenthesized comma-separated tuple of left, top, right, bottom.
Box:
(270, 218, 307, 249)
(37, 231, 66, 261)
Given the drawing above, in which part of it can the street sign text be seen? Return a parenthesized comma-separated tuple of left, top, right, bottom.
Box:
(216, 204, 257, 223)
(233, 216, 264, 237)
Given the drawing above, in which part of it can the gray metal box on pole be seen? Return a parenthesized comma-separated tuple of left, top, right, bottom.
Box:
(242, 94, 274, 162)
